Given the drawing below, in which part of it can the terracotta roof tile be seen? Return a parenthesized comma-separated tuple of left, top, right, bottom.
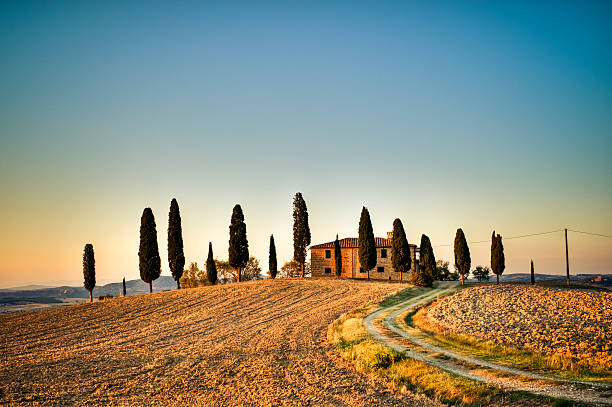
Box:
(310, 237, 416, 249)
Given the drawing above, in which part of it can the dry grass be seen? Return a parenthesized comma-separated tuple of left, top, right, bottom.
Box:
(0, 278, 434, 406)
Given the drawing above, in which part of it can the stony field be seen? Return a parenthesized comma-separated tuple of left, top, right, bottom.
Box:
(427, 285, 612, 369)
(0, 278, 436, 406)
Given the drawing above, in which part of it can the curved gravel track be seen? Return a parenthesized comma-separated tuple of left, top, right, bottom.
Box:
(0, 278, 437, 406)
(364, 285, 612, 406)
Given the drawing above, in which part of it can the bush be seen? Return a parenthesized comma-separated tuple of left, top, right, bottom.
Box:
(472, 265, 491, 282)
(98, 294, 113, 301)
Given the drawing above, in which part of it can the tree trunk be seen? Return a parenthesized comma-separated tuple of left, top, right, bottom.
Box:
(149, 281, 152, 293)
(496, 274, 499, 284)
(238, 268, 242, 282)
(176, 279, 180, 289)
(301, 262, 304, 278)
(461, 273, 464, 285)
(400, 271, 402, 282)
(89, 290, 93, 303)
(367, 269, 370, 280)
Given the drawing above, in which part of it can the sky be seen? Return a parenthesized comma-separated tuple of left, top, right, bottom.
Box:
(0, 1, 611, 288)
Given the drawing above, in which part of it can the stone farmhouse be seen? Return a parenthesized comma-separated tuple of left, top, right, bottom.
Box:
(310, 232, 419, 281)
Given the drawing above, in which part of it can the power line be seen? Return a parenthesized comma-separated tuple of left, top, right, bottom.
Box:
(568, 229, 612, 239)
(432, 229, 564, 248)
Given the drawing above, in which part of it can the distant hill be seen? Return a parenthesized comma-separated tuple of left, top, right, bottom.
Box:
(0, 284, 54, 292)
(0, 276, 177, 311)
(498, 273, 611, 286)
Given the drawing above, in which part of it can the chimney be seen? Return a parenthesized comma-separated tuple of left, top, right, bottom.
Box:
(387, 231, 393, 241)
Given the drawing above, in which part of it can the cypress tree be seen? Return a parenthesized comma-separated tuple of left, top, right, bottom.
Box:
(454, 228, 471, 286)
(168, 198, 185, 289)
(334, 234, 342, 277)
(122, 277, 126, 296)
(292, 192, 311, 278)
(358, 207, 377, 279)
(491, 231, 506, 284)
(82, 243, 95, 303)
(139, 207, 161, 293)
(413, 234, 435, 287)
(269, 235, 277, 279)
(228, 204, 249, 282)
(530, 260, 535, 285)
(391, 219, 411, 282)
(206, 242, 217, 285)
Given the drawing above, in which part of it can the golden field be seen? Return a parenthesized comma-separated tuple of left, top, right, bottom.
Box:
(0, 278, 435, 406)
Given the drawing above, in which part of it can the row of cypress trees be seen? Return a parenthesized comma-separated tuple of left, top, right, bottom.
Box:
(81, 195, 508, 301)
(353, 208, 507, 287)
(82, 192, 311, 300)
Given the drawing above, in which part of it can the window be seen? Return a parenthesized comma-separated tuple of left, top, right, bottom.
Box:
(377, 267, 384, 273)
(324, 267, 332, 274)
(360, 267, 365, 273)
(325, 250, 331, 258)
(381, 249, 387, 258)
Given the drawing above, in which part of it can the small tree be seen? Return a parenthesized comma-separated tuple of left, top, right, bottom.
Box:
(391, 219, 411, 282)
(168, 198, 186, 289)
(82, 243, 95, 303)
(454, 228, 471, 285)
(292, 192, 311, 278)
(269, 235, 277, 279)
(358, 207, 377, 279)
(472, 265, 491, 282)
(244, 256, 263, 281)
(122, 277, 126, 296)
(530, 260, 535, 285)
(279, 260, 311, 278)
(228, 204, 249, 282)
(413, 234, 434, 287)
(490, 231, 505, 284)
(139, 208, 161, 293)
(206, 242, 217, 285)
(180, 262, 201, 288)
(334, 234, 342, 277)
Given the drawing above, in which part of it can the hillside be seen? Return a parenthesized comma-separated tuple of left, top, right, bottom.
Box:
(0, 279, 434, 406)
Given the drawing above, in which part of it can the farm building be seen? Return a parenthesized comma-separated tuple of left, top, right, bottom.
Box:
(310, 232, 419, 281)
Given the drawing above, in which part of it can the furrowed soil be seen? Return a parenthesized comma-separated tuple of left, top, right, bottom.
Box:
(0, 278, 435, 406)
(427, 285, 612, 370)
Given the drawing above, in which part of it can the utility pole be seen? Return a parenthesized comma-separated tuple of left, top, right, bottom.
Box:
(565, 228, 570, 286)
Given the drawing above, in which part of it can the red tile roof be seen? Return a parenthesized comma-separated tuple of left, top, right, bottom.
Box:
(310, 237, 416, 249)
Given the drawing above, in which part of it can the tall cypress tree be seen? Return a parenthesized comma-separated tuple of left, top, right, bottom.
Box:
(454, 228, 471, 286)
(168, 198, 185, 289)
(491, 231, 506, 284)
(391, 219, 411, 282)
(530, 260, 535, 285)
(358, 207, 377, 279)
(269, 235, 277, 279)
(82, 243, 95, 303)
(139, 207, 161, 293)
(122, 277, 126, 296)
(229, 204, 249, 282)
(334, 234, 342, 277)
(292, 192, 311, 278)
(206, 242, 217, 285)
(414, 234, 435, 287)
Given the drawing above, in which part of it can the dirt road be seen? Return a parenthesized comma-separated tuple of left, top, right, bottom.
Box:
(0, 278, 434, 406)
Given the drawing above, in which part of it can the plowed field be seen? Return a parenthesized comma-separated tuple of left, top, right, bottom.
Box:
(0, 278, 434, 406)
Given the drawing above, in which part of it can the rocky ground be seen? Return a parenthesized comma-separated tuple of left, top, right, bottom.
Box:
(0, 278, 435, 406)
(427, 285, 612, 369)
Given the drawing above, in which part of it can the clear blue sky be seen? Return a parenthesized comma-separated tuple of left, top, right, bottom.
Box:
(1, 1, 611, 287)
